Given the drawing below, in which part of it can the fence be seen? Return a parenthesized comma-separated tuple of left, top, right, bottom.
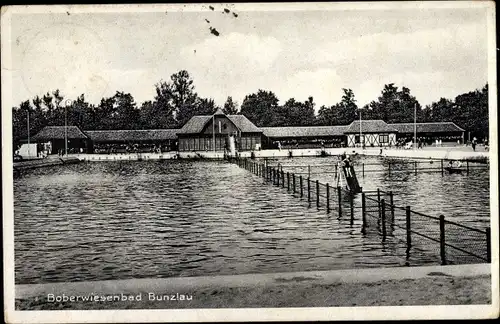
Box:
(268, 158, 488, 178)
(235, 157, 491, 266)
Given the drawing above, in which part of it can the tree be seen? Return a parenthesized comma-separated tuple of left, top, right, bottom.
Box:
(12, 101, 31, 148)
(368, 84, 422, 123)
(336, 88, 358, 125)
(272, 97, 316, 126)
(428, 98, 454, 122)
(112, 91, 141, 129)
(95, 96, 117, 130)
(317, 104, 336, 125)
(223, 96, 238, 115)
(194, 97, 218, 116)
(150, 81, 176, 129)
(301, 96, 316, 126)
(168, 70, 198, 127)
(453, 84, 488, 140)
(240, 90, 279, 126)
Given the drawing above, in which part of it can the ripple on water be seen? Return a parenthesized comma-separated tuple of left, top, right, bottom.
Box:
(13, 158, 490, 284)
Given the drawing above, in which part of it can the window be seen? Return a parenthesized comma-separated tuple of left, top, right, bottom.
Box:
(354, 135, 365, 144)
(379, 134, 389, 144)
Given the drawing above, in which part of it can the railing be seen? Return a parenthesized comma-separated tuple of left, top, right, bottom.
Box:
(267, 159, 488, 177)
(235, 157, 491, 266)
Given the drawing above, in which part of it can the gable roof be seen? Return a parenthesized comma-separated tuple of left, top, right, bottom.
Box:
(213, 108, 225, 115)
(261, 125, 348, 138)
(177, 115, 212, 134)
(226, 115, 262, 133)
(177, 114, 261, 134)
(388, 122, 465, 133)
(345, 120, 398, 133)
(85, 129, 178, 142)
(32, 126, 89, 140)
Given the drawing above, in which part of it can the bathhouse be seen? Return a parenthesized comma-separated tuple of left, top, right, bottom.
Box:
(31, 125, 90, 154)
(176, 108, 263, 152)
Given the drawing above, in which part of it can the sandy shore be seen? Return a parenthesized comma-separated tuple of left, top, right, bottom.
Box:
(15, 264, 492, 310)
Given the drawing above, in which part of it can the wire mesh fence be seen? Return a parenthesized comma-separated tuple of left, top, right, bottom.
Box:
(268, 158, 489, 178)
(443, 220, 490, 264)
(236, 157, 490, 266)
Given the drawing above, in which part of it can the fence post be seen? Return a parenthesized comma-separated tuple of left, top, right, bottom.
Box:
(377, 188, 381, 219)
(381, 199, 387, 241)
(406, 206, 412, 255)
(389, 191, 395, 225)
(307, 177, 311, 204)
(335, 164, 338, 179)
(293, 173, 296, 194)
(486, 227, 491, 263)
(467, 160, 469, 175)
(350, 192, 354, 225)
(361, 192, 366, 234)
(362, 163, 365, 177)
(337, 186, 342, 217)
(282, 170, 285, 188)
(439, 215, 447, 265)
(300, 175, 303, 198)
(276, 168, 280, 186)
(441, 159, 444, 176)
(316, 180, 320, 209)
(326, 183, 330, 213)
(287, 172, 290, 191)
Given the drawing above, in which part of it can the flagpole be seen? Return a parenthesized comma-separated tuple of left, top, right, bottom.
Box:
(414, 102, 417, 150)
(359, 110, 362, 149)
(65, 103, 68, 156)
(27, 109, 30, 158)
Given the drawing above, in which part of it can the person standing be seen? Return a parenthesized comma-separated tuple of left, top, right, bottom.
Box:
(343, 154, 352, 177)
(472, 137, 477, 151)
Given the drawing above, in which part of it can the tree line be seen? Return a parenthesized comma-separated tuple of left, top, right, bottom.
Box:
(12, 69, 488, 147)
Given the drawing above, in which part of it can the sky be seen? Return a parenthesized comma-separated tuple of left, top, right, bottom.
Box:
(9, 3, 492, 111)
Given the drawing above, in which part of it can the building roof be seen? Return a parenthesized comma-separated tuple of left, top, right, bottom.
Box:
(213, 108, 225, 115)
(226, 115, 262, 133)
(177, 116, 212, 134)
(345, 120, 399, 133)
(85, 129, 178, 142)
(260, 125, 348, 138)
(388, 122, 465, 133)
(177, 114, 262, 134)
(32, 126, 89, 141)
